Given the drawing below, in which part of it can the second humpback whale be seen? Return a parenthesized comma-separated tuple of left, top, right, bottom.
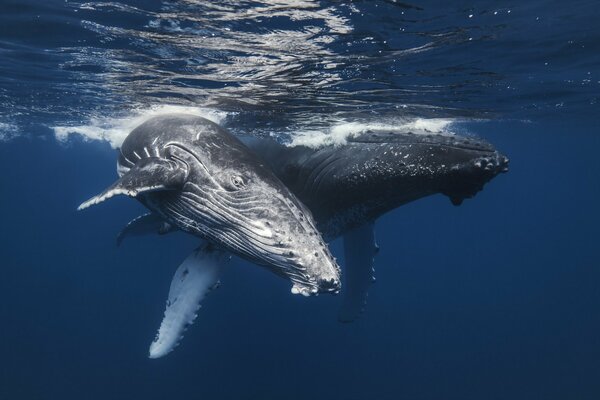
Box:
(243, 129, 509, 321)
(82, 114, 508, 358)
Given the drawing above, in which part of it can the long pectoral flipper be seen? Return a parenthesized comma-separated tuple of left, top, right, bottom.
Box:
(78, 157, 187, 210)
(149, 243, 229, 359)
(338, 223, 378, 323)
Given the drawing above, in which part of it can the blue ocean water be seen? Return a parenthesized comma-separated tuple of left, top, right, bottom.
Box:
(1, 1, 599, 399)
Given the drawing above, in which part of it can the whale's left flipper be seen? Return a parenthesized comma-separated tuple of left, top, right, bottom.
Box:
(116, 213, 176, 246)
(338, 223, 378, 323)
(149, 243, 230, 359)
(78, 157, 187, 210)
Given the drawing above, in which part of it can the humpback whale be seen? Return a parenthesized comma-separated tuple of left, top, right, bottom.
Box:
(82, 114, 508, 358)
(243, 130, 508, 321)
(244, 130, 509, 241)
(79, 114, 341, 358)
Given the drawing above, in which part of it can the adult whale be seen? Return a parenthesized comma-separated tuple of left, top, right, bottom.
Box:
(243, 129, 508, 321)
(245, 129, 509, 241)
(79, 114, 341, 358)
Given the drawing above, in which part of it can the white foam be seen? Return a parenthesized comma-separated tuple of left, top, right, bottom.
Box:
(288, 118, 456, 148)
(0, 122, 17, 141)
(52, 104, 229, 148)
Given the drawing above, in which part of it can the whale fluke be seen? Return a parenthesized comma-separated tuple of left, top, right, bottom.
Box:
(149, 243, 229, 359)
(78, 157, 187, 210)
(338, 223, 378, 322)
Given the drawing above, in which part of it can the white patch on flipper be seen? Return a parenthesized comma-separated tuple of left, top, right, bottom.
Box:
(149, 244, 229, 359)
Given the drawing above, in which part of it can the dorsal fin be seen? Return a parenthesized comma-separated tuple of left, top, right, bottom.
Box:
(78, 158, 187, 210)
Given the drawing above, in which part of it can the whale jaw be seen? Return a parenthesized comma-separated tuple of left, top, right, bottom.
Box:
(440, 146, 509, 206)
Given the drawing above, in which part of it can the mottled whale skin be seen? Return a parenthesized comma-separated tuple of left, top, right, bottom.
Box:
(80, 114, 340, 296)
(245, 131, 508, 241)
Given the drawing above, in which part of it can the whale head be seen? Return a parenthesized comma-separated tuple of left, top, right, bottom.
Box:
(112, 114, 340, 295)
(421, 133, 509, 206)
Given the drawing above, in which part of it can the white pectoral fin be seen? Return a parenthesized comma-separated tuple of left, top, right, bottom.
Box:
(78, 157, 186, 210)
(338, 222, 378, 323)
(149, 244, 230, 359)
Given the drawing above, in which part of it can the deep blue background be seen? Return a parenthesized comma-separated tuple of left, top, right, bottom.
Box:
(1, 0, 600, 399)
(1, 118, 599, 399)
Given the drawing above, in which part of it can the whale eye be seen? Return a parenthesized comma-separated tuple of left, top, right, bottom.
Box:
(230, 175, 245, 189)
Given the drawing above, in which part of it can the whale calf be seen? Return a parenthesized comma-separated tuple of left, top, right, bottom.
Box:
(79, 114, 341, 358)
(84, 114, 508, 357)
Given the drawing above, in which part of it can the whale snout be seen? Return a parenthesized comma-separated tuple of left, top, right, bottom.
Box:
(442, 148, 509, 206)
(318, 276, 341, 292)
(472, 151, 509, 174)
(287, 237, 341, 296)
(291, 274, 340, 296)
